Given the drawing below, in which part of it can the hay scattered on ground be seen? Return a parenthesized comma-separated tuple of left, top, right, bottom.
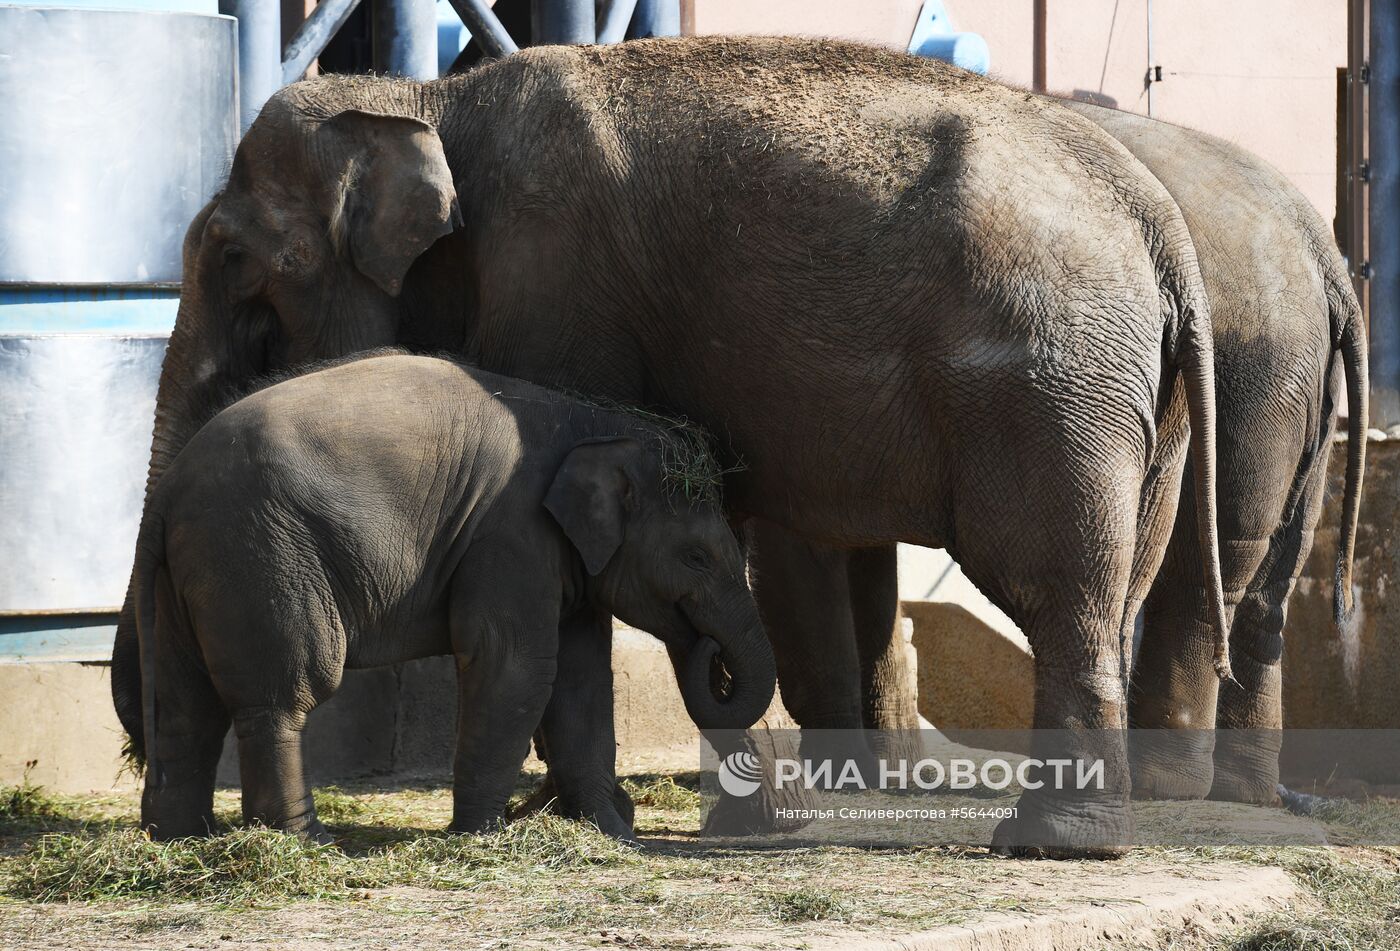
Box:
(0, 776, 1396, 950)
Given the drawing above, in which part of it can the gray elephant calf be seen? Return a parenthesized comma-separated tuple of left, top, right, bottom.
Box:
(132, 353, 774, 841)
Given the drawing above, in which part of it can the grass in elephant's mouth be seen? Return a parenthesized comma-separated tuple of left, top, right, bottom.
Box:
(0, 775, 1396, 950)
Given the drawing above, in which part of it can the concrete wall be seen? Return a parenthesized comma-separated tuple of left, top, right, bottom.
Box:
(684, 0, 1347, 221)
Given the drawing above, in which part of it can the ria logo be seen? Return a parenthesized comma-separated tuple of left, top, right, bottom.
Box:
(717, 751, 764, 797)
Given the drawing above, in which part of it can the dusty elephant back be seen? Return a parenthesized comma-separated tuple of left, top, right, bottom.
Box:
(1060, 100, 1334, 351)
(429, 35, 1218, 543)
(448, 37, 1203, 384)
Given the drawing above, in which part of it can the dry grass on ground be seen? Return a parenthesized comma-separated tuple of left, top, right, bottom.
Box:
(0, 772, 1395, 950)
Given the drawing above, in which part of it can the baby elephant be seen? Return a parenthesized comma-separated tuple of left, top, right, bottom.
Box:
(131, 354, 774, 841)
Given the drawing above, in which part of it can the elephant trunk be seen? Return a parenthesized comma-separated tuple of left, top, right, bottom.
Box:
(114, 199, 235, 766)
(112, 308, 228, 767)
(673, 592, 776, 731)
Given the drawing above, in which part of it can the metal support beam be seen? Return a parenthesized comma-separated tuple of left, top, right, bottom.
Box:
(283, 0, 365, 84)
(627, 0, 679, 39)
(596, 0, 639, 44)
(1031, 0, 1046, 92)
(447, 0, 520, 58)
(373, 0, 438, 79)
(532, 0, 595, 44)
(1372, 0, 1400, 425)
(221, 0, 281, 132)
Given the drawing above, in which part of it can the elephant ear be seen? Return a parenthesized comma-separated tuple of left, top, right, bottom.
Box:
(324, 110, 464, 297)
(544, 438, 643, 576)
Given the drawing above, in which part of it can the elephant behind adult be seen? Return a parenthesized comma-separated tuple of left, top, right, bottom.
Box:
(109, 37, 1231, 853)
(1060, 99, 1367, 802)
(815, 98, 1369, 805)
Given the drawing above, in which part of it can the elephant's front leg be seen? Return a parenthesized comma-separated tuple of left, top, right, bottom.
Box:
(847, 545, 924, 764)
(746, 521, 867, 768)
(519, 604, 634, 839)
(447, 577, 562, 834)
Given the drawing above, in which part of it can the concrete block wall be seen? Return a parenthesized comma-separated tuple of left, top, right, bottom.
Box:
(1283, 438, 1400, 731)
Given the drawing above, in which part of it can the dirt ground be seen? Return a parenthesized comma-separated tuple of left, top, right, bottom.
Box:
(0, 762, 1396, 951)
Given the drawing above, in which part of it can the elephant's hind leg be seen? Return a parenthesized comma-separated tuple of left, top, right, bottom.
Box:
(445, 565, 560, 836)
(955, 448, 1140, 857)
(233, 707, 330, 841)
(221, 613, 342, 843)
(1211, 433, 1336, 804)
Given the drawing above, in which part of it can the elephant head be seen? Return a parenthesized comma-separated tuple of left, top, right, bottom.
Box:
(545, 436, 776, 731)
(149, 91, 460, 484)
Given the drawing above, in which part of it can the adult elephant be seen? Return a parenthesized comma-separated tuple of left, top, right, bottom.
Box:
(111, 36, 1230, 855)
(810, 98, 1369, 806)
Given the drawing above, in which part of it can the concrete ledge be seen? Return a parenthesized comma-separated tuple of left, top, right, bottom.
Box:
(801, 864, 1297, 951)
(0, 661, 128, 792)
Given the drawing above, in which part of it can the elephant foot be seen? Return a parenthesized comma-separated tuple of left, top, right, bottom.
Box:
(141, 777, 219, 841)
(142, 814, 217, 842)
(1207, 770, 1280, 806)
(1129, 731, 1214, 800)
(990, 795, 1132, 859)
(1206, 730, 1281, 805)
(509, 771, 636, 841)
(301, 818, 335, 846)
(701, 776, 818, 837)
(799, 729, 880, 782)
(272, 802, 335, 845)
(702, 727, 816, 837)
(1209, 750, 1282, 801)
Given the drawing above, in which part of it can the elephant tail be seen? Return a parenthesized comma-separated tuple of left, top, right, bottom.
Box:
(1174, 302, 1233, 684)
(114, 508, 167, 772)
(1332, 275, 1369, 625)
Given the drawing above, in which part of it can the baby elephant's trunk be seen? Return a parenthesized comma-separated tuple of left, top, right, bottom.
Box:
(674, 592, 776, 731)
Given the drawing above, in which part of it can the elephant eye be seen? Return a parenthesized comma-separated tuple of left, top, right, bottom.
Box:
(221, 245, 264, 301)
(683, 548, 712, 572)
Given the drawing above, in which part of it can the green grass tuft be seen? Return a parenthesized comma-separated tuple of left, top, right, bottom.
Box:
(0, 783, 67, 824)
(119, 735, 146, 778)
(371, 812, 640, 889)
(312, 786, 371, 825)
(3, 826, 349, 903)
(620, 775, 701, 812)
(545, 391, 744, 506)
(768, 887, 850, 922)
(1222, 848, 1400, 951)
(649, 415, 745, 507)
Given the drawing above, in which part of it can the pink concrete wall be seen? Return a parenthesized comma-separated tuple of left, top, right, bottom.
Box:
(683, 0, 1347, 221)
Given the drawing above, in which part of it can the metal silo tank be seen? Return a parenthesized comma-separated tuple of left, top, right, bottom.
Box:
(0, 3, 237, 660)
